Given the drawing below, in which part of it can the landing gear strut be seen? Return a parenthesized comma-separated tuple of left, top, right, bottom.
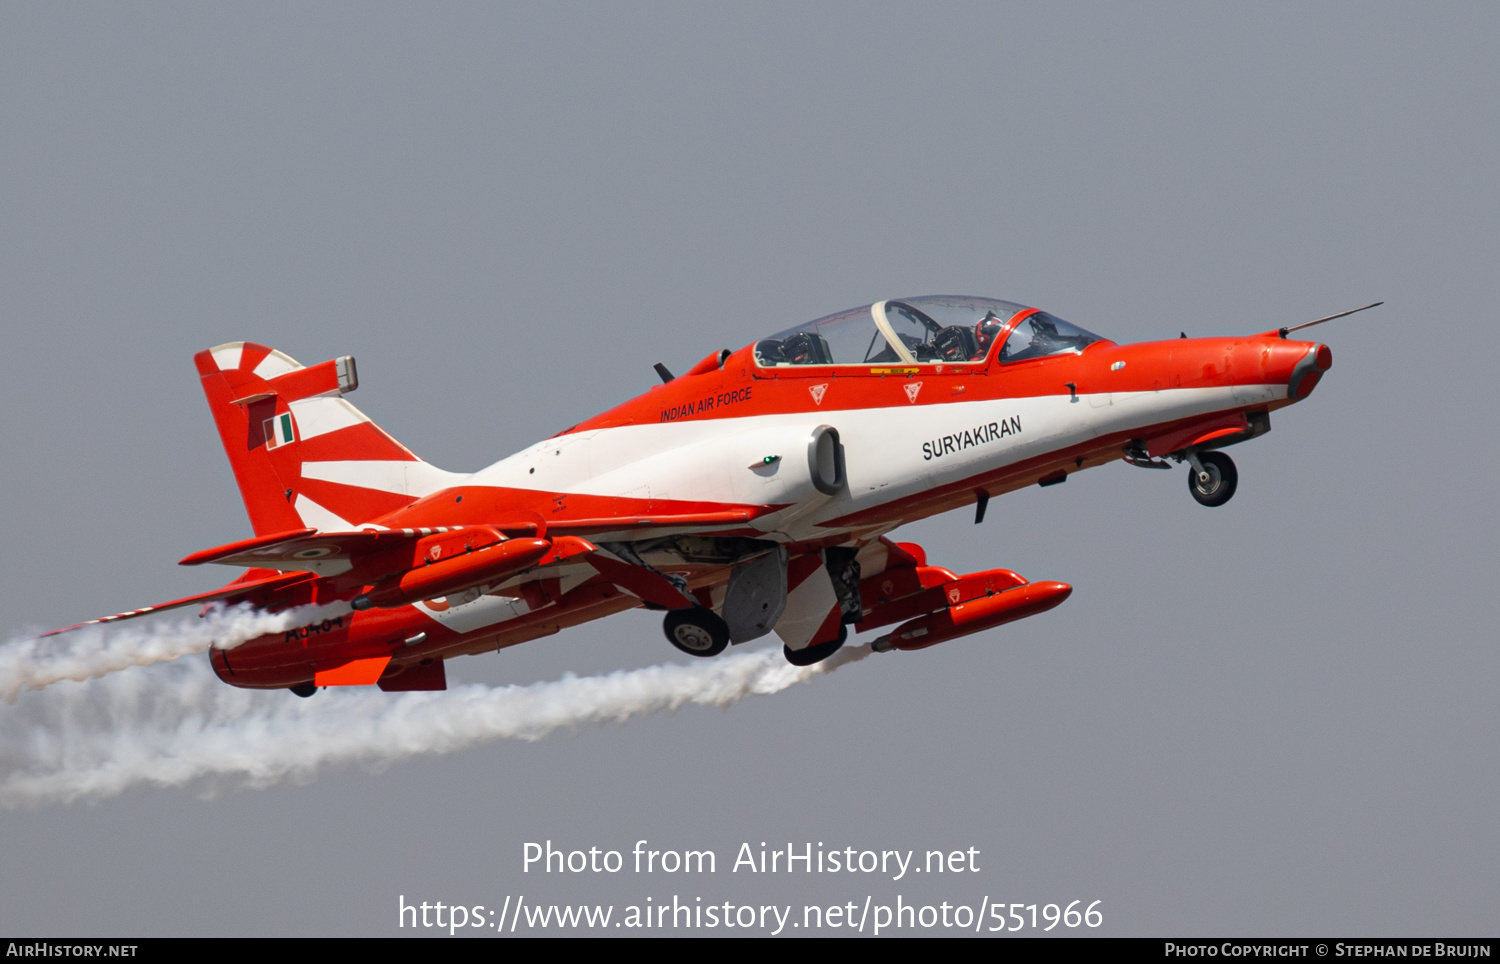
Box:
(663, 607, 730, 657)
(1186, 451, 1238, 507)
(783, 624, 848, 666)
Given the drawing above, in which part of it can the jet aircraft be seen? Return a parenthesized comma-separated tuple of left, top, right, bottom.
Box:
(45, 296, 1356, 696)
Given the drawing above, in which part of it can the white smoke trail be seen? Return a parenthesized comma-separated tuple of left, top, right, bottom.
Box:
(0, 643, 871, 806)
(0, 601, 351, 702)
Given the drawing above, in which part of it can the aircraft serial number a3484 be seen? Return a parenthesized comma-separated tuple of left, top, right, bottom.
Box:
(49, 295, 1350, 696)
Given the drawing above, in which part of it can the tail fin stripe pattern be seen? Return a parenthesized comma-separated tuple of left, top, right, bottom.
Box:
(195, 341, 457, 537)
(294, 494, 355, 532)
(209, 343, 244, 372)
(286, 396, 368, 441)
(295, 478, 414, 527)
(293, 425, 420, 463)
(252, 350, 300, 380)
(300, 460, 460, 497)
(237, 343, 276, 374)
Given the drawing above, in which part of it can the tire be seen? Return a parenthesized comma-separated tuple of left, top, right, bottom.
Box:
(663, 607, 730, 657)
(1188, 451, 1238, 507)
(783, 624, 848, 666)
(289, 682, 318, 698)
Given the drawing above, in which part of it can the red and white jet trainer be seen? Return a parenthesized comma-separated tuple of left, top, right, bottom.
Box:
(47, 295, 1354, 696)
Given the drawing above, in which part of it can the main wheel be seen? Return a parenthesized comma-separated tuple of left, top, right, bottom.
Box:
(783, 624, 847, 666)
(289, 682, 318, 698)
(1187, 451, 1238, 507)
(663, 607, 730, 657)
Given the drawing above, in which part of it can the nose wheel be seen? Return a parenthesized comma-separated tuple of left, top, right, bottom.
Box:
(663, 607, 730, 657)
(1186, 451, 1238, 507)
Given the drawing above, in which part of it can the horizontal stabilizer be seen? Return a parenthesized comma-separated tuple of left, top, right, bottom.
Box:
(180, 525, 580, 608)
(178, 528, 318, 566)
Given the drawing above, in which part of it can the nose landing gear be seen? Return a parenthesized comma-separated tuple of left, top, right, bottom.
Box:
(1186, 450, 1238, 507)
(1122, 442, 1240, 507)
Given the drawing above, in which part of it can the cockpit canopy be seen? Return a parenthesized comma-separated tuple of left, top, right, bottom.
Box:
(753, 296, 1103, 368)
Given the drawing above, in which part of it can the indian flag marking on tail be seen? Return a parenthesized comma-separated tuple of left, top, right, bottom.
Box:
(264, 412, 296, 449)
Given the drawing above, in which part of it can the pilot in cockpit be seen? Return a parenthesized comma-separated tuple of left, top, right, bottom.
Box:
(972, 311, 1005, 361)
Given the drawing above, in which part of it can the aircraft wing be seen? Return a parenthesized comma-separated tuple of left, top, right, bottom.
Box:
(37, 570, 312, 637)
(537, 510, 756, 535)
(178, 509, 758, 574)
(177, 520, 704, 613)
(179, 526, 439, 572)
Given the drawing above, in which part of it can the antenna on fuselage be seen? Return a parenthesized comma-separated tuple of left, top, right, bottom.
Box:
(653, 362, 675, 384)
(1278, 302, 1383, 339)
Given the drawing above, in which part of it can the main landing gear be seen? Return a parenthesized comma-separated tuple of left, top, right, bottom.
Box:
(662, 607, 850, 665)
(289, 682, 318, 698)
(783, 624, 847, 666)
(1186, 450, 1238, 507)
(663, 607, 730, 657)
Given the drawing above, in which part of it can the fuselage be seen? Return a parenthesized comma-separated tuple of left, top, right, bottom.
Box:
(203, 297, 1330, 690)
(384, 332, 1324, 536)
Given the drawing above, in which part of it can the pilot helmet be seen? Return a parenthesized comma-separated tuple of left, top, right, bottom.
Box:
(975, 313, 1005, 353)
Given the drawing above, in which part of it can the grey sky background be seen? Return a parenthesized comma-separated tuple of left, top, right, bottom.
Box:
(1, 2, 1496, 936)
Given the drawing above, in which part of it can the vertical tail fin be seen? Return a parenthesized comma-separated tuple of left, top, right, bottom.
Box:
(195, 342, 463, 535)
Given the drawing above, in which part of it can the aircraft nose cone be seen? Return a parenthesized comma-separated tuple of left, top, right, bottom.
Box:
(1288, 343, 1332, 400)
